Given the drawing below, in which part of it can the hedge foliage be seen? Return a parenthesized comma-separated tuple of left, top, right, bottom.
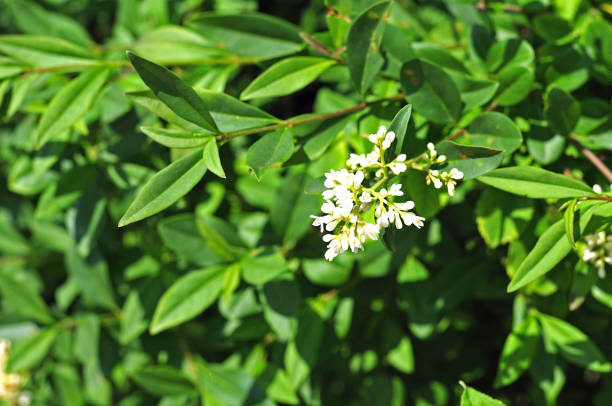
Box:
(1, 0, 612, 405)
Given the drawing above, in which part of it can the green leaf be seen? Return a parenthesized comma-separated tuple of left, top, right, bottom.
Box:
(303, 116, 352, 160)
(494, 315, 540, 388)
(132, 26, 224, 64)
(131, 366, 195, 396)
(0, 35, 95, 68)
(302, 257, 353, 287)
(284, 306, 324, 388)
(242, 253, 289, 285)
(451, 75, 499, 109)
(486, 39, 534, 72)
(526, 125, 565, 165)
(158, 214, 225, 267)
(271, 169, 321, 248)
(346, 1, 391, 95)
(202, 138, 225, 178)
(240, 57, 336, 100)
(119, 291, 149, 345)
(130, 89, 280, 133)
(477, 167, 594, 199)
(6, 327, 59, 372)
(386, 335, 415, 374)
(149, 266, 226, 334)
(260, 275, 300, 341)
(495, 65, 534, 106)
(8, 0, 92, 47)
(36, 68, 109, 148)
(538, 313, 612, 372)
(186, 13, 303, 59)
(545, 87, 580, 137)
(196, 360, 268, 405)
(435, 141, 504, 180)
(0, 270, 53, 324)
(198, 90, 281, 132)
(533, 14, 572, 43)
(127, 52, 217, 133)
(119, 150, 208, 227)
(66, 247, 117, 310)
(386, 104, 413, 158)
(459, 382, 505, 406)
(246, 129, 294, 179)
(475, 189, 534, 248)
(413, 42, 469, 74)
(141, 126, 213, 149)
(196, 215, 247, 262)
(456, 112, 522, 155)
(53, 364, 84, 406)
(564, 198, 579, 248)
(401, 59, 463, 124)
(507, 219, 570, 292)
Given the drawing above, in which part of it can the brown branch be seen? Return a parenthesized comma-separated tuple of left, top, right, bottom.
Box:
(216, 93, 406, 141)
(570, 134, 612, 184)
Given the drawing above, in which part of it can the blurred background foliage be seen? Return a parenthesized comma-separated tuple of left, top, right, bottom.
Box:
(0, 0, 612, 405)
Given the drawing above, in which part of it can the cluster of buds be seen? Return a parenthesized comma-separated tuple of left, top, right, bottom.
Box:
(311, 125, 425, 261)
(581, 231, 612, 278)
(423, 143, 463, 196)
(0, 340, 29, 406)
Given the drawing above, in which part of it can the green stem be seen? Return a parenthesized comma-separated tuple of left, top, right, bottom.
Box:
(216, 93, 406, 142)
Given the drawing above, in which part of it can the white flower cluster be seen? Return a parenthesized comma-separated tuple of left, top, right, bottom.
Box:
(0, 340, 29, 405)
(582, 231, 612, 278)
(423, 143, 464, 196)
(311, 126, 424, 261)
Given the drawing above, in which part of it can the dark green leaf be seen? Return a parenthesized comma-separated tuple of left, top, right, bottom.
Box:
(456, 112, 522, 154)
(131, 366, 195, 396)
(127, 52, 217, 133)
(186, 13, 303, 59)
(545, 88, 580, 137)
(347, 1, 391, 95)
(538, 313, 612, 372)
(401, 59, 463, 124)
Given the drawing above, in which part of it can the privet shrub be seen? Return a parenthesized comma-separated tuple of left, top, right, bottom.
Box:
(1, 0, 612, 404)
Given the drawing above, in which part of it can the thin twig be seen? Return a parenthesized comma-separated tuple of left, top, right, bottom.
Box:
(216, 93, 406, 141)
(570, 134, 612, 184)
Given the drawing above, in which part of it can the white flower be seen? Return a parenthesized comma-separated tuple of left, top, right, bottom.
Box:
(311, 124, 432, 261)
(581, 231, 612, 278)
(449, 168, 464, 180)
(389, 183, 403, 196)
(382, 131, 395, 150)
(593, 184, 603, 194)
(359, 191, 372, 203)
(390, 162, 407, 175)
